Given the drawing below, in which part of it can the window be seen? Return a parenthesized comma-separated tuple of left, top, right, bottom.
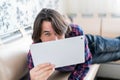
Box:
(0, 29, 22, 44)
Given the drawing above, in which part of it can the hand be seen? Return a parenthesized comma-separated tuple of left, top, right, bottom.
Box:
(30, 63, 55, 80)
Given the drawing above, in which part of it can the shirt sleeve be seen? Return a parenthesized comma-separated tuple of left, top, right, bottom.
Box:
(27, 50, 35, 80)
(68, 24, 92, 80)
(27, 50, 34, 70)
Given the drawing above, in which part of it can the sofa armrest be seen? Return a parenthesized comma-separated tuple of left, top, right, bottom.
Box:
(84, 64, 100, 80)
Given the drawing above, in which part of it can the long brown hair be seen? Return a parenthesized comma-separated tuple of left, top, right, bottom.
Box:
(32, 8, 71, 43)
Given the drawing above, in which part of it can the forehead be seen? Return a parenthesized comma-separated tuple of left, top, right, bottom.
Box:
(41, 21, 54, 31)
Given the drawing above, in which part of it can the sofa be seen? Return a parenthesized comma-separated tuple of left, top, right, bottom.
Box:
(0, 35, 100, 80)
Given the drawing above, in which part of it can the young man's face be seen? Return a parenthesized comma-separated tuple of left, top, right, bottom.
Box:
(40, 21, 65, 42)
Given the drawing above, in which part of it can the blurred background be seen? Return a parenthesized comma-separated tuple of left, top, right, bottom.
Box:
(0, 0, 120, 44)
(0, 0, 120, 80)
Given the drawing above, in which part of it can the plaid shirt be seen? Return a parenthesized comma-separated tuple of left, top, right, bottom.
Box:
(27, 24, 92, 80)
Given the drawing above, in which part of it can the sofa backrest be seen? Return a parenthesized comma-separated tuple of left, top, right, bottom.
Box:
(73, 13, 101, 35)
(102, 16, 120, 38)
(0, 36, 32, 80)
(73, 13, 120, 38)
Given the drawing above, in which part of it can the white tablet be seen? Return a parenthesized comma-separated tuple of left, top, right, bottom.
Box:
(30, 35, 85, 68)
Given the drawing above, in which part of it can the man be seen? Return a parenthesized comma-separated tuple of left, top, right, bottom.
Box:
(28, 8, 91, 80)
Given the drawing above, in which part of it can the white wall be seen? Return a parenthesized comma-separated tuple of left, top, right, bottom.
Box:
(65, 0, 120, 14)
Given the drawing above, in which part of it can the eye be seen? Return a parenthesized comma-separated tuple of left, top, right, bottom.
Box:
(44, 32, 51, 36)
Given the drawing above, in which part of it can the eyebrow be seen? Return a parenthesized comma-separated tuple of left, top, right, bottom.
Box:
(42, 31, 50, 34)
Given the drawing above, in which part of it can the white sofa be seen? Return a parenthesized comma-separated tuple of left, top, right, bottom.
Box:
(0, 35, 100, 80)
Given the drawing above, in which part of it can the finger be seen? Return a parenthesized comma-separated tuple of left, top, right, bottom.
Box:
(36, 64, 55, 75)
(37, 67, 55, 80)
(30, 64, 55, 80)
(34, 63, 51, 71)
